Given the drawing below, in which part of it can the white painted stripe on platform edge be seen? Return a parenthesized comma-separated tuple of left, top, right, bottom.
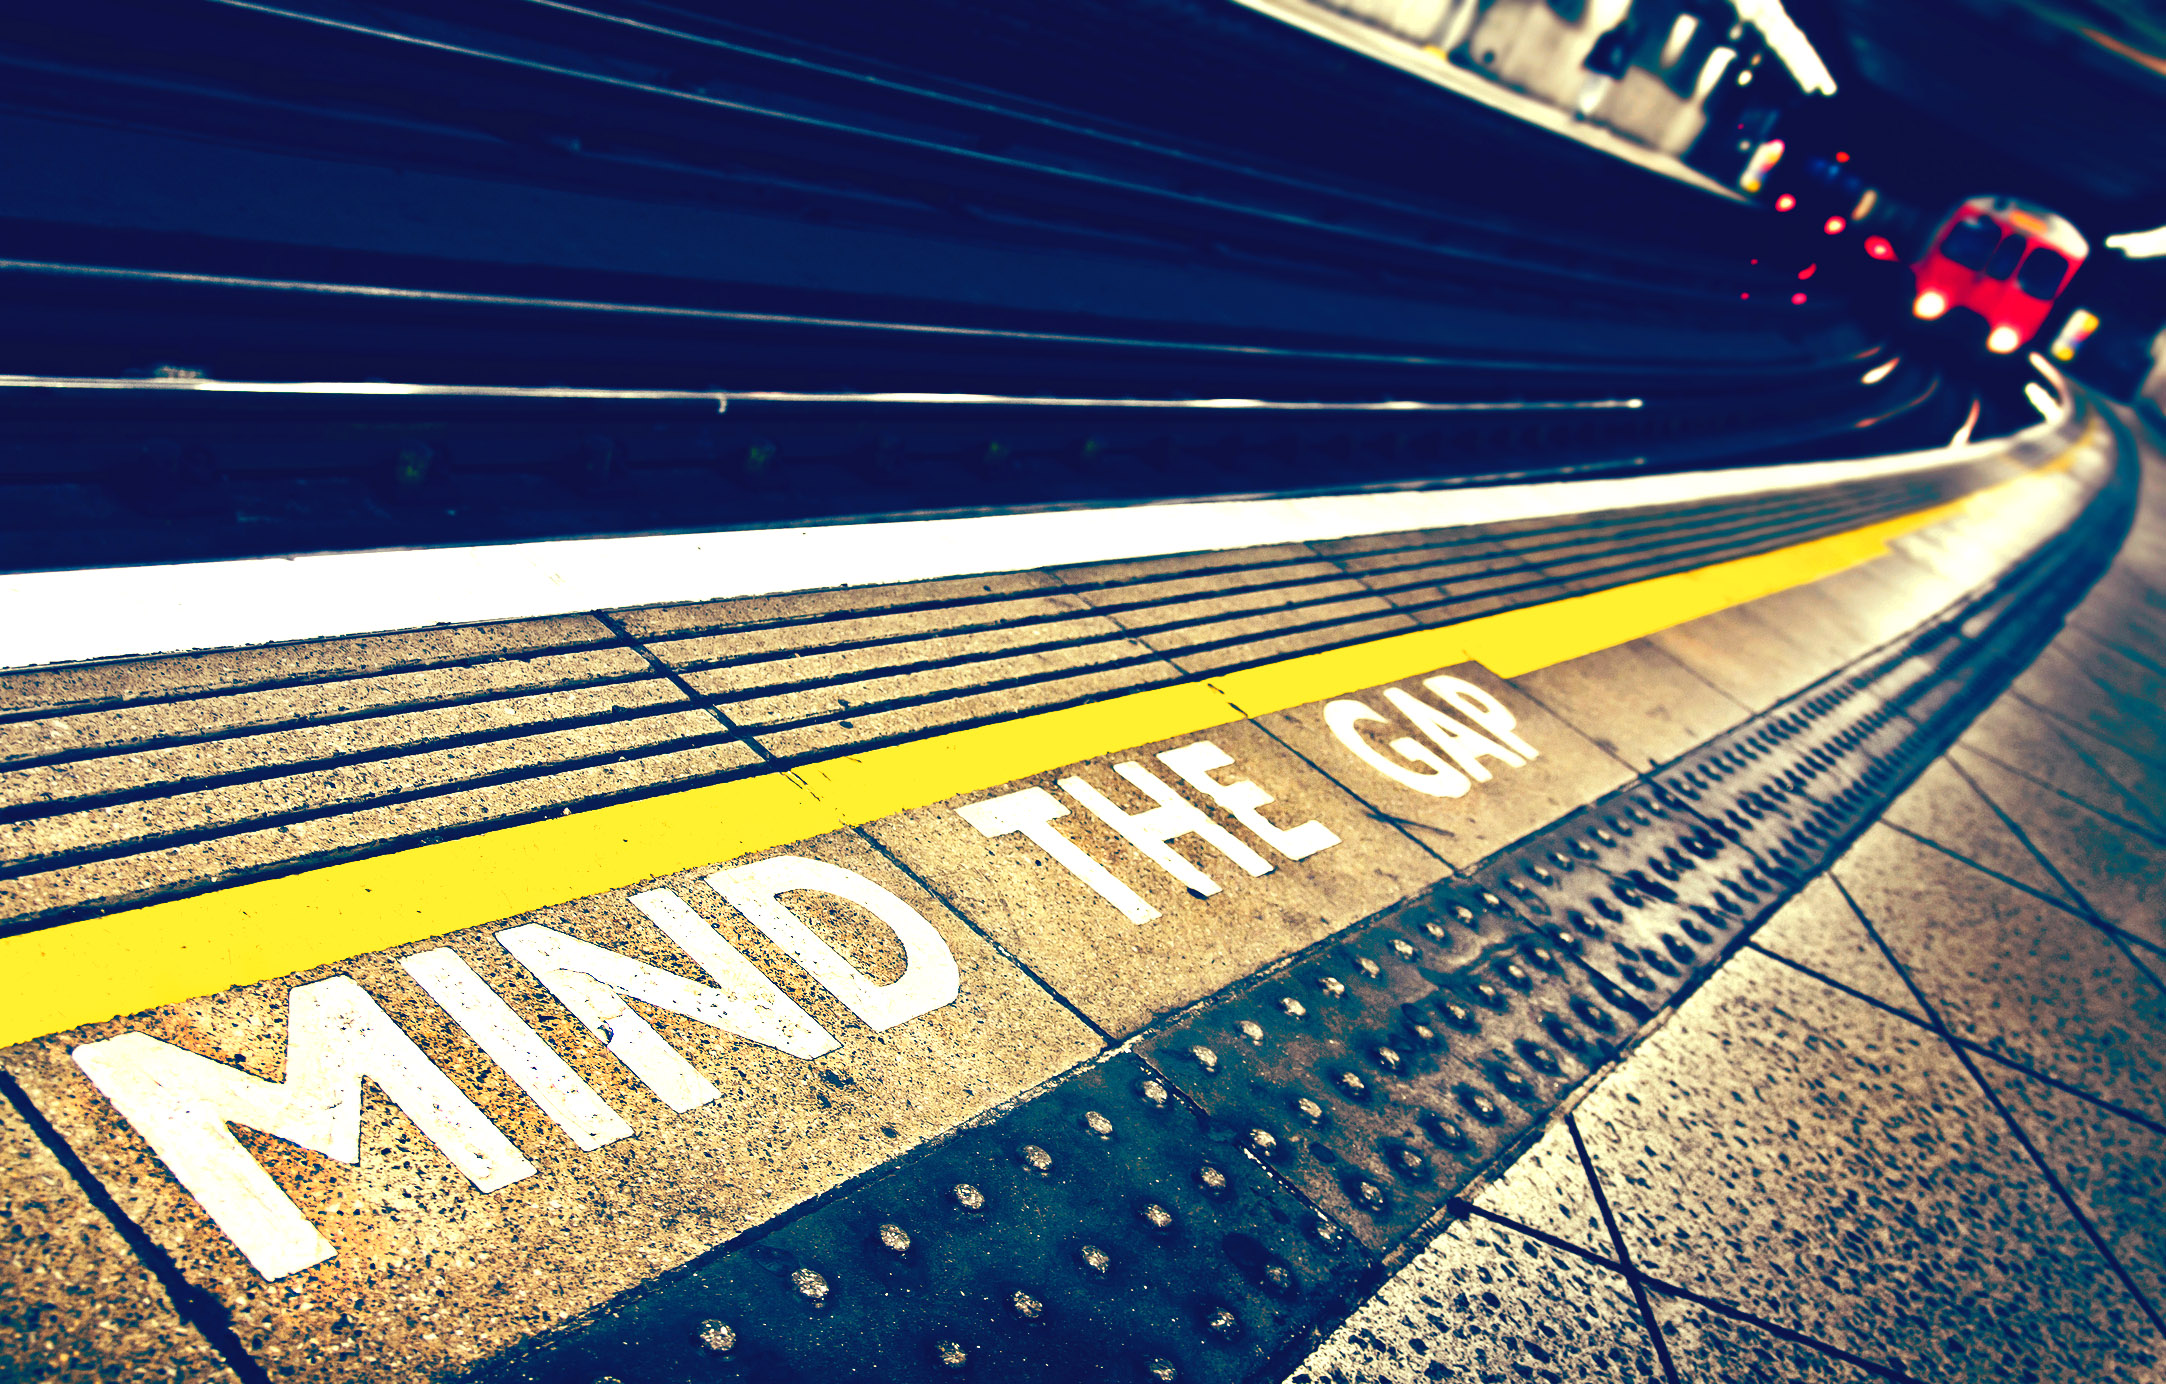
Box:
(0, 419, 2065, 671)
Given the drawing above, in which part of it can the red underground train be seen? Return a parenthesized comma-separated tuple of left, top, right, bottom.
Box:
(1909, 196, 2088, 354)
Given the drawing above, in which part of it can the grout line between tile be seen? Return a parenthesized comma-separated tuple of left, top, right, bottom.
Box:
(1565, 1113, 1680, 1384)
(1452, 1198, 1930, 1383)
(1831, 873, 2166, 1342)
(1939, 754, 2166, 996)
(1742, 941, 2166, 1137)
(0, 1068, 273, 1384)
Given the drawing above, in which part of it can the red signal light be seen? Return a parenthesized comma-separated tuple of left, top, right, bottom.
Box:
(1791, 292, 1808, 305)
(1774, 193, 1797, 211)
(1864, 236, 1896, 261)
(1823, 215, 1847, 235)
(1834, 151, 1850, 163)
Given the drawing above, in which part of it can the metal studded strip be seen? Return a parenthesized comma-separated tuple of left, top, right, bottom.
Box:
(455, 447, 2135, 1384)
(1136, 888, 1637, 1251)
(467, 1054, 1373, 1384)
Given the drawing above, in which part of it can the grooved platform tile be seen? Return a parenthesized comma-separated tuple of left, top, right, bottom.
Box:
(620, 571, 1091, 654)
(1255, 662, 1633, 870)
(1052, 549, 1420, 674)
(2, 829, 1099, 1384)
(1507, 637, 1748, 771)
(711, 657, 1180, 762)
(0, 736, 766, 925)
(865, 720, 1448, 1037)
(0, 1097, 241, 1384)
(1308, 530, 1557, 625)
(1281, 1217, 1660, 1384)
(0, 618, 621, 718)
(0, 646, 659, 767)
(1833, 824, 2166, 1126)
(0, 677, 696, 812)
(1573, 950, 2166, 1384)
(3, 710, 733, 870)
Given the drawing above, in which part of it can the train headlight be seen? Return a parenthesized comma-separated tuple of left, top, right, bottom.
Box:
(1913, 291, 1948, 320)
(1986, 325, 2023, 354)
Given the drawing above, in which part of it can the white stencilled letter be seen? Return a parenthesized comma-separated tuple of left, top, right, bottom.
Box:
(1060, 762, 1273, 898)
(1325, 698, 1473, 797)
(1156, 740, 1340, 861)
(1423, 675, 1540, 760)
(401, 948, 633, 1153)
(705, 856, 959, 1032)
(499, 912, 837, 1115)
(1384, 687, 1524, 781)
(71, 975, 534, 1282)
(959, 786, 1161, 924)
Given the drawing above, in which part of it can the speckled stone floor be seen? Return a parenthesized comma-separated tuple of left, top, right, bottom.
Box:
(1288, 413, 2166, 1384)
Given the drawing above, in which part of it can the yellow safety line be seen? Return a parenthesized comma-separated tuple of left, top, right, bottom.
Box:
(0, 427, 2095, 1046)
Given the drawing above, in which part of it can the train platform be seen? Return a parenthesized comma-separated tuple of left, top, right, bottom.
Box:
(2, 379, 2161, 1384)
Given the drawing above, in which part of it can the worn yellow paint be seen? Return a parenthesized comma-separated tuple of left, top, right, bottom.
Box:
(0, 426, 2095, 1045)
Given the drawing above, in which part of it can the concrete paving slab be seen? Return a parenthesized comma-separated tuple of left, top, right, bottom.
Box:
(1973, 1059, 2166, 1315)
(1508, 637, 1748, 772)
(1255, 662, 1633, 869)
(865, 719, 1447, 1037)
(1958, 692, 2166, 835)
(1281, 1217, 1660, 1384)
(1652, 1294, 1880, 1383)
(1951, 747, 2166, 951)
(1648, 604, 1835, 712)
(0, 618, 619, 719)
(1574, 950, 2166, 1384)
(1465, 1119, 1608, 1257)
(2056, 623, 2166, 715)
(2069, 574, 2166, 675)
(1832, 825, 2166, 1127)
(2021, 713, 2166, 831)
(2010, 645, 2166, 768)
(1730, 581, 1885, 670)
(1748, 874, 1923, 1019)
(1878, 756, 2078, 905)
(0, 1097, 241, 1384)
(3, 828, 1099, 1384)
(1810, 554, 1959, 650)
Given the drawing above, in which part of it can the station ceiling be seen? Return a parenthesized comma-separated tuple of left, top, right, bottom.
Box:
(1805, 0, 2166, 237)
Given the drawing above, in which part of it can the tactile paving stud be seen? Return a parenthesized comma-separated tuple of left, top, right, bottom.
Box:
(456, 445, 2134, 1384)
(1137, 910, 1627, 1250)
(465, 1056, 1368, 1384)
